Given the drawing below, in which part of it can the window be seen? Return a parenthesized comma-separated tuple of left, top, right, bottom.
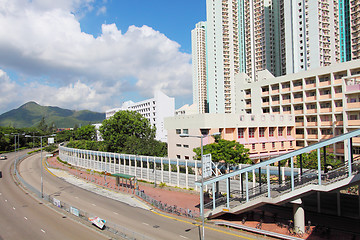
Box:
(290, 141, 293, 147)
(278, 127, 283, 136)
(287, 127, 292, 136)
(176, 144, 181, 147)
(185, 156, 189, 160)
(269, 127, 275, 137)
(176, 155, 181, 159)
(182, 129, 189, 134)
(249, 128, 255, 138)
(252, 144, 256, 150)
(262, 143, 266, 149)
(176, 129, 181, 134)
(183, 145, 189, 148)
(259, 127, 265, 137)
(272, 142, 275, 148)
(281, 141, 284, 148)
(238, 128, 245, 138)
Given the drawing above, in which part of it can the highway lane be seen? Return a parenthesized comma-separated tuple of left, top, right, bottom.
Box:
(20, 153, 253, 240)
(0, 151, 109, 240)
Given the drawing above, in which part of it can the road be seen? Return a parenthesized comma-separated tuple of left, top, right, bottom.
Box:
(0, 151, 106, 240)
(19, 152, 255, 240)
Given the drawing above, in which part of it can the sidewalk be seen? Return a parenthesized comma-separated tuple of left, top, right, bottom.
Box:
(46, 156, 358, 240)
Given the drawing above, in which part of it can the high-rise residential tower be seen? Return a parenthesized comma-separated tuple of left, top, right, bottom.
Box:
(284, 0, 341, 74)
(191, 22, 208, 114)
(206, 0, 240, 114)
(350, 0, 360, 60)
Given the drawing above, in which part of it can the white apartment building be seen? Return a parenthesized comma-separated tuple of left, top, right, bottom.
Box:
(192, 22, 208, 114)
(235, 59, 360, 160)
(284, 0, 341, 74)
(106, 91, 175, 142)
(350, 0, 360, 60)
(165, 113, 295, 161)
(175, 104, 197, 116)
(206, 0, 240, 114)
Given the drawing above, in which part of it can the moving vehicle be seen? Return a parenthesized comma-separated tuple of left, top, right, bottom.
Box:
(88, 216, 106, 230)
(0, 155, 7, 160)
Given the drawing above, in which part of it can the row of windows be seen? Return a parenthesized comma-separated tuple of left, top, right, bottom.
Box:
(238, 127, 292, 138)
(251, 141, 293, 150)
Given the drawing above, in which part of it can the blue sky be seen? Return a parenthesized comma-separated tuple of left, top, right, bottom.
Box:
(0, 0, 206, 114)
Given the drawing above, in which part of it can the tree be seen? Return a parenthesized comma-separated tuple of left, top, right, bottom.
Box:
(122, 136, 167, 157)
(295, 148, 341, 170)
(99, 110, 156, 153)
(193, 139, 251, 165)
(75, 125, 96, 141)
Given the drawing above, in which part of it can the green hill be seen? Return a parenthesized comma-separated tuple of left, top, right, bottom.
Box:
(0, 102, 105, 128)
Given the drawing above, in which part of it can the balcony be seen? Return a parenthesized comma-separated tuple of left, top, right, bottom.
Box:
(333, 79, 343, 85)
(348, 120, 360, 126)
(306, 83, 316, 88)
(271, 89, 280, 94)
(346, 84, 360, 93)
(320, 121, 332, 126)
(319, 80, 331, 87)
(319, 94, 331, 100)
(347, 102, 360, 109)
(321, 135, 333, 140)
(307, 122, 318, 127)
(262, 91, 269, 96)
(306, 109, 317, 114)
(306, 96, 316, 101)
(293, 85, 303, 91)
(334, 93, 342, 99)
(282, 99, 291, 104)
(282, 87, 290, 92)
(307, 134, 318, 139)
(320, 107, 332, 113)
(272, 100, 280, 105)
(296, 134, 305, 139)
(296, 122, 304, 127)
(294, 110, 304, 114)
(262, 102, 269, 106)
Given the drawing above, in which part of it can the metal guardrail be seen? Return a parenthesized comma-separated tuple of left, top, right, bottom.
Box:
(205, 159, 360, 210)
(14, 154, 154, 240)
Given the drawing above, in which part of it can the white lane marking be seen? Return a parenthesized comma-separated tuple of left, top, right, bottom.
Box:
(5, 199, 7, 202)
(12, 207, 16, 210)
(24, 217, 28, 220)
(92, 203, 96, 206)
(113, 212, 118, 215)
(0, 192, 2, 195)
(142, 222, 149, 226)
(180, 235, 188, 239)
(74, 196, 79, 199)
(41, 229, 46, 233)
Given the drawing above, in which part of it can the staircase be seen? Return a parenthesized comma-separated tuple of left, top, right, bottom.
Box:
(196, 129, 360, 219)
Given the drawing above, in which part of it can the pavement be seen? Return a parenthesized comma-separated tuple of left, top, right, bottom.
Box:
(46, 155, 360, 240)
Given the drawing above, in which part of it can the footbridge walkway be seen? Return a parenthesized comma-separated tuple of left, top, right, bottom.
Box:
(198, 129, 360, 232)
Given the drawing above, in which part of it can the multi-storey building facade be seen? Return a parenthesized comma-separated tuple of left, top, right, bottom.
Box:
(106, 91, 175, 142)
(205, 0, 240, 114)
(192, 22, 208, 114)
(350, 0, 360, 60)
(284, 0, 341, 74)
(165, 113, 295, 162)
(236, 59, 360, 160)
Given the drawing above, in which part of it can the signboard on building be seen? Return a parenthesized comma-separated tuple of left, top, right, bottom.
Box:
(48, 138, 54, 144)
(203, 154, 212, 179)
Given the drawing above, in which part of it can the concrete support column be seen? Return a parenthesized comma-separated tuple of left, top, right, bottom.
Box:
(292, 199, 305, 233)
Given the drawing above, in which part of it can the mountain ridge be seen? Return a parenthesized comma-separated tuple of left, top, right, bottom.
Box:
(0, 102, 105, 128)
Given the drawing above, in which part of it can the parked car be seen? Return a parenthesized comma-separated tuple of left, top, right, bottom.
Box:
(0, 155, 7, 160)
(88, 216, 106, 230)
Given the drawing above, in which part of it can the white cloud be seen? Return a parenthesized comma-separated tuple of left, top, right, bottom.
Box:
(0, 0, 192, 114)
(96, 6, 106, 16)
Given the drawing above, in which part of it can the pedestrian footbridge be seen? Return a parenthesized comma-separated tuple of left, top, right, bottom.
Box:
(197, 129, 360, 232)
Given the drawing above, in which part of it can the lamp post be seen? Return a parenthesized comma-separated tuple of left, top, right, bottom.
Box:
(25, 134, 56, 198)
(180, 132, 220, 240)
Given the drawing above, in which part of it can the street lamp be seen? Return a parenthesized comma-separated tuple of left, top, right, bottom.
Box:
(180, 131, 220, 240)
(25, 134, 56, 198)
(5, 133, 24, 174)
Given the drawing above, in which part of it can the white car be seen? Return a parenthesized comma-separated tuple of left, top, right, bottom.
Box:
(88, 216, 106, 230)
(0, 155, 7, 160)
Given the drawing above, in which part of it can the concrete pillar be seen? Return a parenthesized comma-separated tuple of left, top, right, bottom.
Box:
(292, 199, 305, 233)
